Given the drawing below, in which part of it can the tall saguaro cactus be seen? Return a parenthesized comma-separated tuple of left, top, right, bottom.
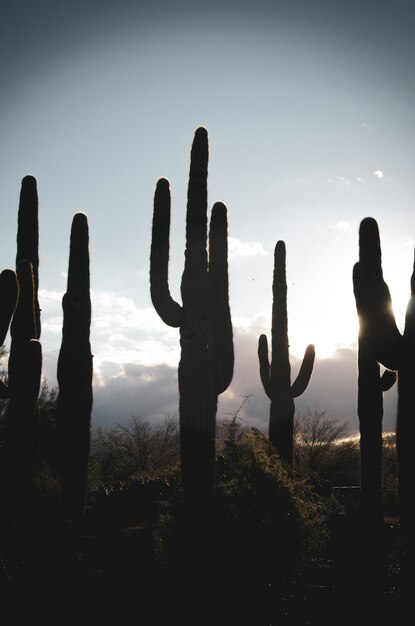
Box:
(150, 127, 234, 510)
(1, 176, 42, 498)
(3, 261, 42, 497)
(56, 213, 93, 525)
(258, 241, 315, 465)
(353, 217, 414, 532)
(353, 219, 396, 520)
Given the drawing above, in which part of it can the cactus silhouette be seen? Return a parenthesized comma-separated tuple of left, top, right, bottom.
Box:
(258, 241, 315, 464)
(56, 213, 93, 524)
(353, 217, 414, 532)
(150, 127, 233, 510)
(0, 177, 42, 499)
(16, 175, 41, 337)
(0, 269, 18, 399)
(2, 261, 42, 497)
(354, 219, 397, 520)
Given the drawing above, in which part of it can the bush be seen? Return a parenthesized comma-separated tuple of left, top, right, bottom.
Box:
(213, 422, 342, 584)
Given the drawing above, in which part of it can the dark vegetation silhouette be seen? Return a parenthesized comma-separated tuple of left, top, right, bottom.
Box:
(0, 132, 411, 622)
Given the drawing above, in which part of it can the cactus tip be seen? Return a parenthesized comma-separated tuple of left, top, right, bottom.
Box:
(195, 126, 208, 138)
(21, 175, 37, 187)
(157, 177, 170, 189)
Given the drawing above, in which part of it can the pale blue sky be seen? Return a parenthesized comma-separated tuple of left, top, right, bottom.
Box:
(1, 0, 414, 432)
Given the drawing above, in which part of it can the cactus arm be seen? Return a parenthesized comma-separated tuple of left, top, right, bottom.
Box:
(208, 201, 234, 395)
(353, 217, 402, 370)
(0, 267, 18, 400)
(150, 178, 183, 327)
(16, 175, 40, 337)
(258, 333, 272, 399)
(290, 344, 315, 398)
(0, 269, 18, 346)
(402, 246, 415, 346)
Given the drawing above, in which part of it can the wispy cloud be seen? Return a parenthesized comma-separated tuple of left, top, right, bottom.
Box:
(228, 237, 269, 258)
(328, 220, 353, 231)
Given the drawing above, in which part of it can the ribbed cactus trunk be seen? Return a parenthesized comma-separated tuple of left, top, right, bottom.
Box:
(353, 217, 413, 533)
(3, 261, 42, 497)
(258, 241, 315, 465)
(56, 213, 93, 525)
(16, 175, 41, 337)
(1, 176, 42, 500)
(150, 127, 233, 511)
(354, 220, 396, 520)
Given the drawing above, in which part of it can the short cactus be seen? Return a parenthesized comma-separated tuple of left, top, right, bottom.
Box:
(258, 240, 315, 464)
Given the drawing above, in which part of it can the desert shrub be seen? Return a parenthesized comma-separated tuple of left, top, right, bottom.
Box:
(213, 422, 342, 584)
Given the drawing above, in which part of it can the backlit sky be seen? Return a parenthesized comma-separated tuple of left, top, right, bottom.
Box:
(1, 0, 414, 433)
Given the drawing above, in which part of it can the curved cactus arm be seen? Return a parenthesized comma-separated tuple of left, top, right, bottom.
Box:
(258, 334, 272, 399)
(150, 178, 183, 327)
(208, 201, 234, 394)
(0, 269, 18, 345)
(16, 175, 40, 336)
(403, 246, 415, 346)
(353, 217, 402, 370)
(290, 343, 315, 398)
(380, 368, 397, 392)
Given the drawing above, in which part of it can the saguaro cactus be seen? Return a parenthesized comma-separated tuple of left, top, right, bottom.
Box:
(354, 219, 397, 520)
(56, 213, 93, 525)
(0, 177, 42, 501)
(150, 127, 233, 510)
(16, 175, 41, 337)
(258, 240, 315, 465)
(3, 261, 42, 496)
(353, 217, 414, 532)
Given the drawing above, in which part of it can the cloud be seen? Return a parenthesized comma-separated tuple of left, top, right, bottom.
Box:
(373, 170, 384, 178)
(328, 220, 353, 231)
(35, 289, 398, 437)
(228, 237, 269, 258)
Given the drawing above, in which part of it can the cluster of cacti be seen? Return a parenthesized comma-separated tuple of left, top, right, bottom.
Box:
(353, 219, 397, 521)
(2, 128, 413, 546)
(258, 240, 315, 465)
(56, 212, 93, 524)
(353, 217, 414, 532)
(0, 178, 93, 527)
(150, 127, 234, 510)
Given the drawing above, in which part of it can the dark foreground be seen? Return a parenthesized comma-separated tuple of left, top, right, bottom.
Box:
(0, 507, 412, 625)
